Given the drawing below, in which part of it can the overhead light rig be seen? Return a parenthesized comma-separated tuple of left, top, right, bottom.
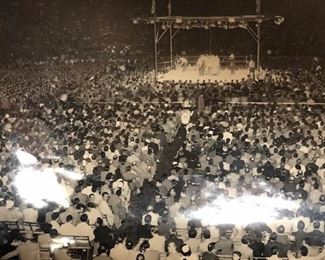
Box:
(132, 0, 284, 83)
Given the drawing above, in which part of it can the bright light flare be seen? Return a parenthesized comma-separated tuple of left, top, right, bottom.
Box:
(55, 168, 84, 181)
(14, 150, 83, 208)
(15, 150, 38, 166)
(186, 194, 300, 226)
(14, 168, 70, 208)
(50, 237, 76, 253)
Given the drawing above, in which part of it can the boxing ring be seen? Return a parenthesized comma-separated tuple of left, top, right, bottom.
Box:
(157, 55, 250, 83)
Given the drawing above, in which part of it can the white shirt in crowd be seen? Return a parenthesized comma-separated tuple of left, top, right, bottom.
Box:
(98, 200, 114, 226)
(23, 208, 38, 222)
(60, 222, 77, 236)
(110, 243, 129, 260)
(50, 221, 61, 233)
(148, 233, 166, 253)
(87, 208, 102, 225)
(75, 222, 95, 241)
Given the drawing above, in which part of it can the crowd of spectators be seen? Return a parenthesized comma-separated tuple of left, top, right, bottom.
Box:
(1, 51, 324, 112)
(0, 50, 325, 260)
(1, 0, 325, 258)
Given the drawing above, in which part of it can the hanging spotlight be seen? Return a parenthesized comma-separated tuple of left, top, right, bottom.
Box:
(228, 18, 236, 29)
(238, 21, 248, 29)
(229, 23, 236, 29)
(274, 16, 285, 25)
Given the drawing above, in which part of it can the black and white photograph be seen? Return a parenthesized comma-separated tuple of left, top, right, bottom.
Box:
(0, 0, 325, 259)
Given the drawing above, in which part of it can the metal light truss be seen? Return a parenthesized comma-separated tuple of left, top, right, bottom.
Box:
(132, 0, 284, 83)
(133, 15, 272, 25)
(133, 15, 280, 42)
